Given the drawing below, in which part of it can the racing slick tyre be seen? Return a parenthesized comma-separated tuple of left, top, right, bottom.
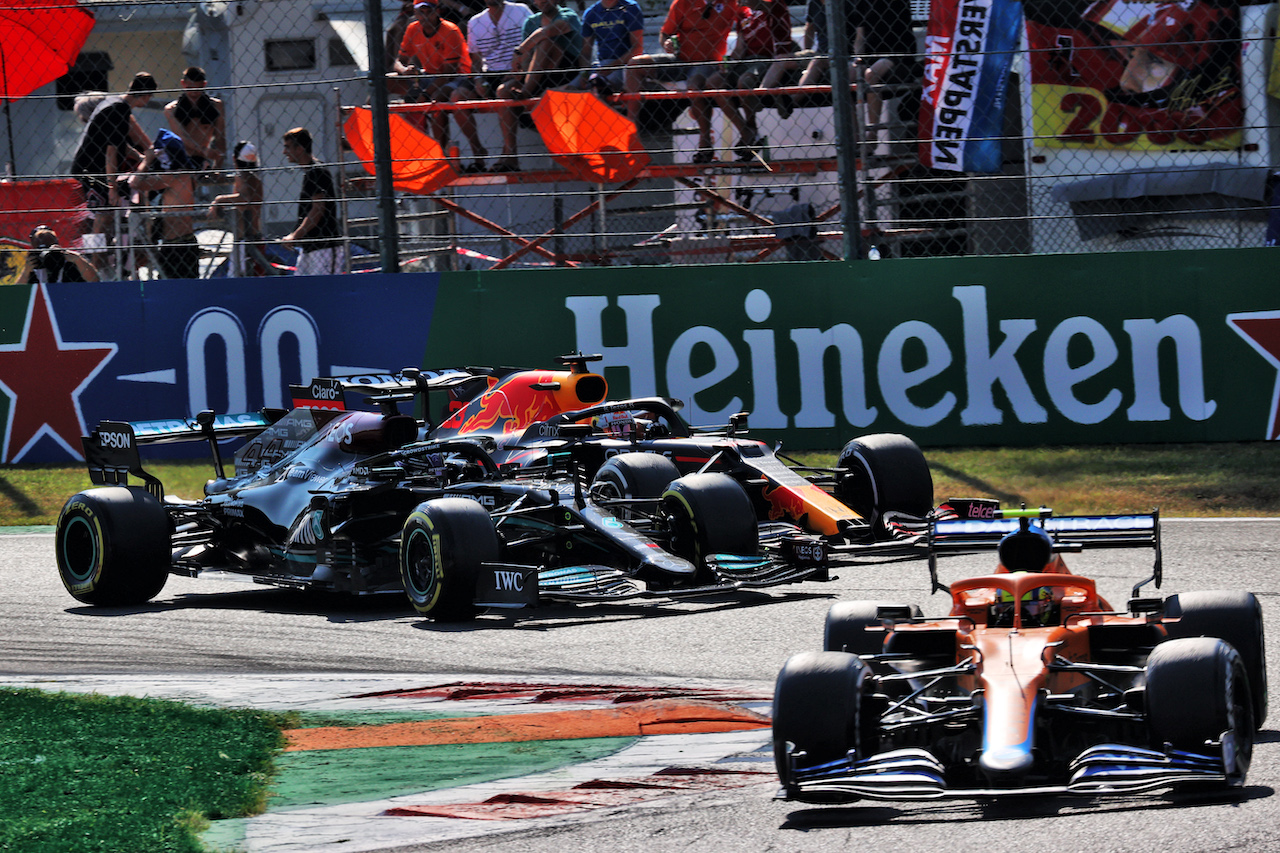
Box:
(834, 434, 933, 539)
(662, 473, 758, 578)
(400, 498, 499, 621)
(56, 486, 171, 606)
(1163, 590, 1268, 728)
(824, 600, 923, 655)
(1145, 637, 1253, 786)
(773, 651, 874, 797)
(591, 453, 681, 519)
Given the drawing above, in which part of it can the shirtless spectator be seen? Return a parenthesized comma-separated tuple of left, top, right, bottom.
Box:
(209, 141, 268, 276)
(165, 66, 226, 170)
(625, 0, 738, 163)
(129, 129, 201, 280)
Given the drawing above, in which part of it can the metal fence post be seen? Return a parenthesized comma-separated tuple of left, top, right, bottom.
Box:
(364, 0, 400, 273)
(826, 0, 862, 261)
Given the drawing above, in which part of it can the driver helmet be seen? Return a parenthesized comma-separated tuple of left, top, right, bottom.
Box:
(998, 523, 1053, 572)
(596, 409, 640, 439)
(994, 583, 1058, 627)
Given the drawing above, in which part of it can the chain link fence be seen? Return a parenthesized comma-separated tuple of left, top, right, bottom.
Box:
(0, 0, 1275, 278)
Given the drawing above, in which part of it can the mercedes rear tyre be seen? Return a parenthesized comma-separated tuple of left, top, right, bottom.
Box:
(591, 453, 681, 520)
(1164, 590, 1267, 728)
(773, 651, 872, 794)
(400, 498, 499, 621)
(834, 434, 933, 538)
(824, 600, 922, 655)
(662, 472, 758, 576)
(56, 486, 171, 606)
(1146, 637, 1253, 787)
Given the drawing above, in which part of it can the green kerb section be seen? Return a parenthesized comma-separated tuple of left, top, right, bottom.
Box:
(203, 736, 635, 850)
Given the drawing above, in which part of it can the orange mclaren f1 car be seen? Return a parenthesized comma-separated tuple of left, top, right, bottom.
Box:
(773, 505, 1267, 799)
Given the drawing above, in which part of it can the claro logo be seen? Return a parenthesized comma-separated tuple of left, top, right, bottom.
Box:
(310, 382, 341, 400)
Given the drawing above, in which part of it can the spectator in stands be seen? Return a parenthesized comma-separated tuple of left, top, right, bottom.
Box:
(129, 129, 200, 280)
(709, 0, 793, 157)
(450, 0, 533, 170)
(492, 0, 583, 171)
(22, 225, 98, 284)
(164, 66, 226, 170)
(573, 0, 645, 97)
(393, 0, 473, 150)
(624, 0, 738, 163)
(209, 141, 267, 276)
(281, 127, 346, 276)
(768, 0, 917, 133)
(71, 71, 157, 271)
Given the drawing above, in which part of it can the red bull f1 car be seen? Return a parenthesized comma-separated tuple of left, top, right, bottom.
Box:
(773, 504, 1267, 800)
(55, 355, 935, 618)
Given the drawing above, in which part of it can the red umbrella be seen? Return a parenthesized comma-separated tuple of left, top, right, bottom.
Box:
(343, 106, 457, 195)
(531, 90, 649, 184)
(0, 0, 96, 173)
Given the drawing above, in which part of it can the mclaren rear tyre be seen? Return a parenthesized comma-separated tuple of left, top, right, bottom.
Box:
(400, 498, 499, 621)
(834, 433, 933, 538)
(591, 453, 681, 520)
(662, 473, 759, 577)
(773, 651, 872, 796)
(55, 486, 171, 606)
(1164, 590, 1268, 728)
(824, 600, 922, 655)
(1146, 637, 1253, 787)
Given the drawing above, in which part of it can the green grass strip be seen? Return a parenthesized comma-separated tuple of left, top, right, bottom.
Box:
(0, 688, 287, 853)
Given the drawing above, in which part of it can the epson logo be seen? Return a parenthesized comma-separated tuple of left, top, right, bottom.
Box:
(99, 430, 132, 450)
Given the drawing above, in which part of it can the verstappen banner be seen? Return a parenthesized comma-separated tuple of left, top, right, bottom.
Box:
(919, 0, 1022, 173)
(1025, 0, 1243, 150)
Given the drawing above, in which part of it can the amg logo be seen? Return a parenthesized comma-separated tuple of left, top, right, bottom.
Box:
(445, 493, 496, 507)
(494, 570, 524, 591)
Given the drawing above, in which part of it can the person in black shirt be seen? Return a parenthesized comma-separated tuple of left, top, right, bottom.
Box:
(70, 71, 157, 269)
(281, 127, 346, 276)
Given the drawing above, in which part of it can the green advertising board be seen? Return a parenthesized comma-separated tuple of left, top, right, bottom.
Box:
(427, 248, 1280, 449)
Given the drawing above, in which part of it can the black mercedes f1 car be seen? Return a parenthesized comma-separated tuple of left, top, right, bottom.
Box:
(55, 356, 935, 618)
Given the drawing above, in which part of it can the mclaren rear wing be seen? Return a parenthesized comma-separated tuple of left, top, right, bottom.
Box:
(925, 500, 1162, 595)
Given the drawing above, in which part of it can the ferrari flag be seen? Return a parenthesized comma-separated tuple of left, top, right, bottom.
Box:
(919, 0, 1022, 173)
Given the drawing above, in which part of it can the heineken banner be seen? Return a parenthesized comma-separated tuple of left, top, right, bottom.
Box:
(2, 249, 1280, 464)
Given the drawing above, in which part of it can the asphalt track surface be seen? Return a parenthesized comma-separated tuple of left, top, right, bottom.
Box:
(4, 519, 1280, 852)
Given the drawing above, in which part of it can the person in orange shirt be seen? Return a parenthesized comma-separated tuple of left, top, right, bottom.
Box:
(624, 0, 738, 163)
(394, 0, 474, 153)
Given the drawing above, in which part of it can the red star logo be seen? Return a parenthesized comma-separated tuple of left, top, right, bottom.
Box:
(1227, 310, 1280, 441)
(0, 283, 116, 462)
